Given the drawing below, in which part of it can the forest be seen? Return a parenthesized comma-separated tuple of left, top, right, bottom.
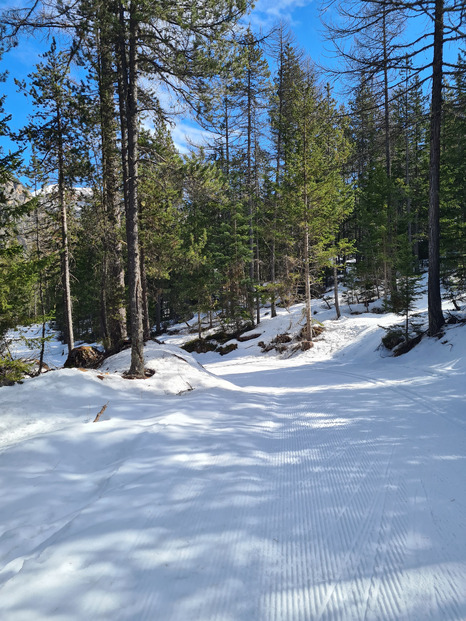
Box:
(0, 0, 465, 381)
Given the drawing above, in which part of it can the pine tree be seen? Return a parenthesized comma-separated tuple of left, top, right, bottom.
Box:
(232, 28, 270, 325)
(0, 58, 40, 382)
(391, 68, 429, 262)
(385, 233, 423, 341)
(16, 40, 91, 354)
(112, 0, 252, 375)
(87, 1, 128, 352)
(286, 63, 352, 342)
(440, 52, 466, 310)
(267, 28, 304, 316)
(138, 124, 184, 334)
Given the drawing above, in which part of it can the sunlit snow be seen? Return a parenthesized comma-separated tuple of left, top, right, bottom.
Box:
(1, 287, 465, 620)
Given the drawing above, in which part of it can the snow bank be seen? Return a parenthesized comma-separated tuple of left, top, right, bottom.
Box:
(0, 342, 234, 452)
(1, 294, 466, 620)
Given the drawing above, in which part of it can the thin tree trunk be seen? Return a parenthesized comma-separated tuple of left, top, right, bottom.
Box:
(428, 0, 445, 336)
(382, 4, 393, 298)
(155, 289, 162, 334)
(254, 137, 261, 326)
(100, 253, 110, 344)
(405, 60, 412, 245)
(303, 117, 312, 342)
(334, 262, 341, 319)
(304, 223, 312, 341)
(57, 106, 74, 353)
(34, 190, 47, 374)
(247, 60, 255, 325)
(140, 245, 151, 341)
(270, 33, 285, 320)
(224, 96, 230, 178)
(256, 232, 261, 325)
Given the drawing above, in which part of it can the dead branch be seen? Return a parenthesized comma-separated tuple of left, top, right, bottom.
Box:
(93, 402, 109, 423)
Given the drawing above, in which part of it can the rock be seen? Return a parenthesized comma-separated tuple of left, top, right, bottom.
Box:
(64, 346, 105, 369)
(273, 333, 292, 344)
(237, 332, 262, 342)
(182, 338, 217, 354)
(393, 333, 423, 356)
(218, 343, 238, 356)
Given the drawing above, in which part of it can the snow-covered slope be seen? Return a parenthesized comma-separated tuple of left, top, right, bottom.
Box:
(1, 296, 465, 620)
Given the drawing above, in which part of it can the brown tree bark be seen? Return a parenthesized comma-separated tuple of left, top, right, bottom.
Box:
(116, 1, 145, 376)
(57, 105, 74, 353)
(427, 0, 445, 336)
(97, 8, 128, 351)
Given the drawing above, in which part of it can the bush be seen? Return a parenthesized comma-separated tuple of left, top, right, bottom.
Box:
(182, 338, 217, 354)
(0, 357, 31, 386)
(381, 328, 404, 350)
(218, 343, 238, 356)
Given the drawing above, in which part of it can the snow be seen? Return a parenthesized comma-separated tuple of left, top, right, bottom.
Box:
(1, 292, 466, 620)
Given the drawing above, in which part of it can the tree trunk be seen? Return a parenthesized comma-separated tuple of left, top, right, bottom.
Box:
(34, 193, 47, 374)
(382, 3, 394, 299)
(256, 232, 261, 325)
(304, 223, 312, 341)
(57, 106, 74, 353)
(270, 34, 285, 321)
(155, 289, 162, 334)
(428, 0, 445, 336)
(100, 254, 110, 344)
(140, 245, 151, 341)
(117, 2, 145, 375)
(247, 60, 255, 326)
(98, 12, 128, 351)
(303, 117, 312, 342)
(334, 262, 341, 319)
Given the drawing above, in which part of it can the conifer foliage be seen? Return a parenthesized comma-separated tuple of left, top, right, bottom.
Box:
(0, 2, 464, 369)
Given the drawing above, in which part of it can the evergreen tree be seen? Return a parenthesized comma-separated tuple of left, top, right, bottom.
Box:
(138, 123, 184, 334)
(0, 54, 40, 381)
(112, 0, 252, 375)
(286, 63, 352, 342)
(385, 233, 423, 341)
(440, 52, 466, 309)
(267, 29, 305, 316)
(16, 40, 91, 353)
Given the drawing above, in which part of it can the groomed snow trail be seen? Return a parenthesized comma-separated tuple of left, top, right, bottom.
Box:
(1, 342, 466, 619)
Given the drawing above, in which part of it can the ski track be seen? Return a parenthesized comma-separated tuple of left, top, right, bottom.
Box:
(1, 365, 466, 619)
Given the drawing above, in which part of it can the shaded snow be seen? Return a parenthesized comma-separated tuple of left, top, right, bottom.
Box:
(1, 290, 466, 620)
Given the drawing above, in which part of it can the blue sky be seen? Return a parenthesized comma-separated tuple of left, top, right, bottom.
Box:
(0, 0, 463, 171)
(0, 1, 328, 160)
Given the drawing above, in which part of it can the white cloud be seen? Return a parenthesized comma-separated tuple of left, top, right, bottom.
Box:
(141, 116, 216, 155)
(248, 0, 314, 29)
(170, 120, 216, 154)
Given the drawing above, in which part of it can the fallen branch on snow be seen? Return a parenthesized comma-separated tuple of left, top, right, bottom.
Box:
(93, 402, 109, 423)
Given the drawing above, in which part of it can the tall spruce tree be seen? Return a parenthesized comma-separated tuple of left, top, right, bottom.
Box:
(440, 52, 466, 309)
(235, 28, 270, 325)
(286, 61, 352, 342)
(321, 0, 466, 334)
(2, 0, 252, 374)
(112, 0, 252, 375)
(268, 27, 305, 316)
(17, 41, 91, 353)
